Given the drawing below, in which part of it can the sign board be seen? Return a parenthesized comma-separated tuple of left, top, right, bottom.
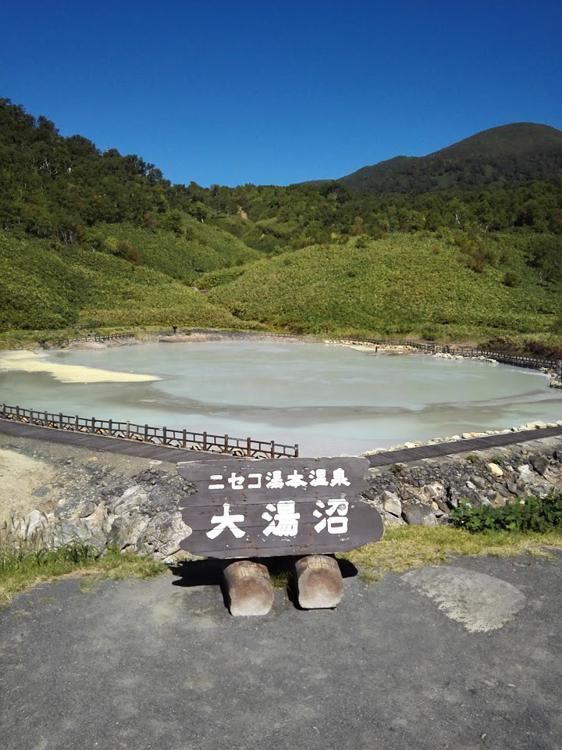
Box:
(177, 457, 383, 559)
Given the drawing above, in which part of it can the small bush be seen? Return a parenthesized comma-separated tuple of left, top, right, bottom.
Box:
(450, 492, 562, 533)
(503, 271, 521, 287)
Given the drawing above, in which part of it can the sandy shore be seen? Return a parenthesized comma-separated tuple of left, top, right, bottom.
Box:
(0, 351, 160, 384)
(0, 448, 56, 524)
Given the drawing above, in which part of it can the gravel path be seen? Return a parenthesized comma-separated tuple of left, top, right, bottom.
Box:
(1, 553, 560, 750)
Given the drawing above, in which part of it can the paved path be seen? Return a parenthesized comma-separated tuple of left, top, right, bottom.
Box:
(1, 553, 560, 750)
(1, 416, 561, 466)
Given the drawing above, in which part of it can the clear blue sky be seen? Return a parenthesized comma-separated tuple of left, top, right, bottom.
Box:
(1, 1, 561, 186)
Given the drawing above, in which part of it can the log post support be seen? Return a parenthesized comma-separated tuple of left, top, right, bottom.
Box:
(295, 555, 344, 609)
(223, 560, 274, 617)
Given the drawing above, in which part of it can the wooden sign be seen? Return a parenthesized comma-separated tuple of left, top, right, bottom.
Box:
(177, 457, 383, 559)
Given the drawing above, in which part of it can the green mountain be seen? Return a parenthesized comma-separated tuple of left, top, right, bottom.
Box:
(0, 98, 560, 352)
(338, 123, 562, 193)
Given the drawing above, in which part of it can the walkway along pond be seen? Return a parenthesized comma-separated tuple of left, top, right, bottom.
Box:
(0, 403, 299, 458)
(1, 338, 561, 455)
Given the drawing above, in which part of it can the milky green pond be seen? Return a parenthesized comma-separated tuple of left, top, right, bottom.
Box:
(1, 341, 560, 456)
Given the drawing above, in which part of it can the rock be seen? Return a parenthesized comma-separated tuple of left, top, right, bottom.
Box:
(529, 454, 549, 476)
(382, 491, 402, 517)
(402, 503, 437, 526)
(487, 462, 504, 478)
(402, 566, 526, 632)
(24, 509, 49, 538)
(491, 493, 507, 507)
(136, 512, 192, 558)
(517, 464, 535, 484)
(384, 514, 406, 527)
(295, 555, 344, 609)
(470, 476, 487, 489)
(223, 560, 274, 617)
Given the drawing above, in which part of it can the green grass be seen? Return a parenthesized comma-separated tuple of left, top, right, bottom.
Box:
(0, 230, 255, 333)
(2, 226, 560, 348)
(205, 232, 561, 341)
(340, 526, 562, 582)
(2, 526, 559, 607)
(90, 219, 260, 283)
(0, 543, 165, 607)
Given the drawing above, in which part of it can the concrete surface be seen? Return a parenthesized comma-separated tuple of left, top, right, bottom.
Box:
(0, 553, 561, 750)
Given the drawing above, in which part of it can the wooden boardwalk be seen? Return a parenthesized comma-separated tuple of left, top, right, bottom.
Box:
(1, 417, 561, 466)
(366, 425, 562, 467)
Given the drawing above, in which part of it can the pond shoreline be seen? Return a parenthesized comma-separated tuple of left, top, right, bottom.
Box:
(58, 328, 562, 390)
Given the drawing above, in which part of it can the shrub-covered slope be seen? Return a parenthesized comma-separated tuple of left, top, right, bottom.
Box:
(205, 233, 561, 340)
(0, 232, 246, 331)
(89, 219, 260, 284)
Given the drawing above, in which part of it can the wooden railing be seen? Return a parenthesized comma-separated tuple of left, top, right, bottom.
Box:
(0, 403, 299, 459)
(340, 337, 562, 378)
(62, 332, 136, 346)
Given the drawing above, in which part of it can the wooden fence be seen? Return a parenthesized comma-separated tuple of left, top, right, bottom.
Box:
(341, 337, 562, 378)
(0, 403, 299, 459)
(62, 332, 135, 346)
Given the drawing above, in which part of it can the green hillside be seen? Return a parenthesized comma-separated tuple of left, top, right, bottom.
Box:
(204, 233, 561, 342)
(338, 124, 562, 194)
(1, 98, 561, 352)
(89, 218, 260, 284)
(0, 231, 247, 332)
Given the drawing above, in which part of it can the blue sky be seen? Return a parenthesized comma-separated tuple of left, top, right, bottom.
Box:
(1, 1, 561, 186)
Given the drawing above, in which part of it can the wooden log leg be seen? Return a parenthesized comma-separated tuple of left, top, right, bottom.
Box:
(295, 555, 344, 610)
(223, 560, 274, 617)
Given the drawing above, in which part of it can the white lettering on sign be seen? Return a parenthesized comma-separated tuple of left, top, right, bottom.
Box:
(265, 470, 284, 489)
(309, 469, 329, 487)
(313, 499, 349, 534)
(248, 473, 262, 489)
(204, 499, 351, 539)
(206, 468, 350, 491)
(206, 503, 246, 539)
(227, 472, 245, 490)
(262, 501, 301, 537)
(208, 474, 225, 490)
(330, 469, 351, 487)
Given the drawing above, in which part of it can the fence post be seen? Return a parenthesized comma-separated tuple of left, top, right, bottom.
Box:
(144, 424, 148, 441)
(59, 412, 63, 429)
(270, 440, 275, 458)
(126, 421, 130, 438)
(108, 419, 112, 434)
(16, 405, 20, 420)
(247, 437, 252, 456)
(162, 426, 167, 445)
(91, 417, 95, 432)
(182, 429, 187, 448)
(203, 431, 207, 451)
(294, 444, 299, 458)
(224, 434, 229, 452)
(75, 415, 79, 430)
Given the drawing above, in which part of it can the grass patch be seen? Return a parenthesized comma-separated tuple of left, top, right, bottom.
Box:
(0, 543, 166, 607)
(339, 526, 562, 583)
(450, 492, 562, 533)
(208, 233, 560, 340)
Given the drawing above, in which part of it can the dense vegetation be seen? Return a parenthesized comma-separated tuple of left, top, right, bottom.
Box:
(336, 123, 562, 193)
(203, 233, 561, 343)
(0, 98, 560, 348)
(450, 492, 562, 533)
(0, 231, 246, 331)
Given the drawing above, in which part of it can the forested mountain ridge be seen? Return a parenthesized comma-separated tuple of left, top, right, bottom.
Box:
(0, 98, 560, 352)
(337, 123, 562, 194)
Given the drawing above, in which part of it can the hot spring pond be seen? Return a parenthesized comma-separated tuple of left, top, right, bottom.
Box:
(1, 340, 561, 456)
